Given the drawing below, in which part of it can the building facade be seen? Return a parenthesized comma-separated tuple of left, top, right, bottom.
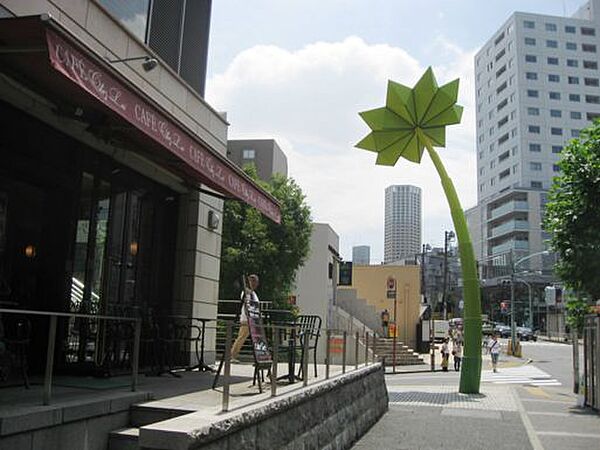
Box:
(293, 223, 339, 359)
(338, 265, 421, 349)
(384, 185, 421, 264)
(0, 0, 279, 377)
(227, 139, 288, 182)
(470, 0, 600, 273)
(352, 245, 370, 265)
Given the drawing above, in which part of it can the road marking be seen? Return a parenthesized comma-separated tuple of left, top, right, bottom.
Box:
(510, 386, 545, 450)
(528, 412, 574, 417)
(482, 365, 561, 387)
(520, 398, 574, 404)
(537, 431, 600, 439)
(525, 386, 552, 399)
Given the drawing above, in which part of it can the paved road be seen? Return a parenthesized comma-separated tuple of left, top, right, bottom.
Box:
(521, 340, 579, 388)
(353, 342, 600, 450)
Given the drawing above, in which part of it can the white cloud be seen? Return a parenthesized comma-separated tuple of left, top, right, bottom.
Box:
(207, 36, 478, 262)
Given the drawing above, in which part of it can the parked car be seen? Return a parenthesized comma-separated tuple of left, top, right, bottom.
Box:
(517, 326, 537, 341)
(494, 324, 511, 338)
(482, 321, 495, 335)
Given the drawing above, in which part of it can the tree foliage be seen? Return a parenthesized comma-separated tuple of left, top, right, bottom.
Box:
(544, 120, 600, 300)
(219, 166, 312, 307)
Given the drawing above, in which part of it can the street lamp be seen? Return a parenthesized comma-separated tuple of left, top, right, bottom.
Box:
(509, 250, 549, 353)
(442, 231, 455, 320)
(420, 244, 431, 304)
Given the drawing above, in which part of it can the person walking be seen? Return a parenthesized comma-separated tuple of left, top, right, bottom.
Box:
(381, 309, 390, 338)
(440, 338, 450, 372)
(452, 338, 462, 372)
(230, 274, 260, 362)
(489, 334, 501, 373)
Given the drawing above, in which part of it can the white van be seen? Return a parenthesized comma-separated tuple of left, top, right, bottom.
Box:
(433, 320, 450, 341)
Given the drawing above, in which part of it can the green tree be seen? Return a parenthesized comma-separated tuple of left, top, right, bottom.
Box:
(544, 120, 600, 301)
(219, 166, 312, 307)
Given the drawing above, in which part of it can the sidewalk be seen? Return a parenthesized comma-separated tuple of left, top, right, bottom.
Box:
(353, 351, 600, 450)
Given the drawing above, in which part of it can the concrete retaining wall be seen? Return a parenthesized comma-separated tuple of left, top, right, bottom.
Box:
(139, 363, 388, 450)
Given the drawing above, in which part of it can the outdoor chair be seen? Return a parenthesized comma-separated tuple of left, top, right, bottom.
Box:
(296, 315, 321, 379)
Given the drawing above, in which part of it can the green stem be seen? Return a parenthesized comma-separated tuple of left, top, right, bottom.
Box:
(422, 138, 482, 394)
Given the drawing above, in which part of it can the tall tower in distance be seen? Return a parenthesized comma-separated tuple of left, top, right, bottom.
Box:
(467, 0, 600, 273)
(384, 185, 422, 264)
(352, 245, 371, 265)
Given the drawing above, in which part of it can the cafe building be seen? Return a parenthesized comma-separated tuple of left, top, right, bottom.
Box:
(0, 0, 280, 376)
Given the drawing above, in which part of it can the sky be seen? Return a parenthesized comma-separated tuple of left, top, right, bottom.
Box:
(204, 0, 583, 263)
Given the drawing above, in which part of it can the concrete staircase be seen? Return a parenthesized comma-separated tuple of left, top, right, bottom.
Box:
(108, 404, 194, 450)
(370, 337, 425, 366)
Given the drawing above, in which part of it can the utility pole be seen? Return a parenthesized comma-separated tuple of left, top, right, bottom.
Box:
(442, 231, 454, 320)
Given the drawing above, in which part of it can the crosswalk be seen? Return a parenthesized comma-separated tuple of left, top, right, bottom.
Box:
(481, 364, 561, 387)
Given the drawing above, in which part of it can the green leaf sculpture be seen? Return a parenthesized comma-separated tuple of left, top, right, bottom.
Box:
(356, 67, 482, 394)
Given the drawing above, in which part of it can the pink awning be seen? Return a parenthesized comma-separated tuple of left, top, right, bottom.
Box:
(0, 15, 281, 223)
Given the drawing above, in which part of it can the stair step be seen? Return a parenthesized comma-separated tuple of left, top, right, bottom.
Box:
(108, 428, 139, 450)
(131, 405, 194, 427)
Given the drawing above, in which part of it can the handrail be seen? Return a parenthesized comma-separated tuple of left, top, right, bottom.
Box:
(0, 308, 141, 405)
(0, 308, 139, 322)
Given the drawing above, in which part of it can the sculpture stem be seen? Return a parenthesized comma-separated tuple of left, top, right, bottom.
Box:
(421, 138, 482, 394)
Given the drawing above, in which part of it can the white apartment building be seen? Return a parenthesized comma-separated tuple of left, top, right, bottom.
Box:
(468, 0, 600, 273)
(352, 245, 371, 265)
(384, 185, 421, 264)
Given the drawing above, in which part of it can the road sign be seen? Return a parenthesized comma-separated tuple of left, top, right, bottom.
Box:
(387, 289, 397, 299)
(387, 277, 396, 290)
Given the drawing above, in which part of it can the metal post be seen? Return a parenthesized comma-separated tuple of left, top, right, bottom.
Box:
(271, 325, 278, 397)
(131, 319, 141, 392)
(510, 269, 517, 355)
(326, 329, 331, 379)
(443, 231, 449, 320)
(303, 329, 309, 387)
(430, 318, 435, 371)
(572, 328, 579, 394)
(222, 322, 233, 412)
(364, 332, 369, 366)
(355, 331, 359, 370)
(392, 289, 397, 373)
(373, 334, 378, 364)
(528, 283, 533, 330)
(342, 331, 347, 374)
(43, 315, 57, 405)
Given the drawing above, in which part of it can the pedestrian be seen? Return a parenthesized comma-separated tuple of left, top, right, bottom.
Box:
(452, 339, 462, 372)
(440, 338, 450, 372)
(489, 334, 501, 373)
(483, 334, 491, 354)
(230, 274, 260, 362)
(381, 309, 390, 338)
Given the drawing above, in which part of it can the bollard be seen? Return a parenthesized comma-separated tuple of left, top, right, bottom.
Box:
(271, 325, 279, 397)
(326, 329, 331, 379)
(222, 321, 233, 412)
(355, 331, 359, 370)
(342, 331, 347, 374)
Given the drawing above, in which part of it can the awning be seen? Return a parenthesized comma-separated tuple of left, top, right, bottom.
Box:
(0, 15, 281, 223)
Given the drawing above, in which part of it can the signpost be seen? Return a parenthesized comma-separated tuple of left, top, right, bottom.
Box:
(387, 277, 397, 371)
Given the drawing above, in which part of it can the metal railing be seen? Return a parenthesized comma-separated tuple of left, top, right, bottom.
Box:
(0, 308, 141, 405)
(215, 320, 379, 412)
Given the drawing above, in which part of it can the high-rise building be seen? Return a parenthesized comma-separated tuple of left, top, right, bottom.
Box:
(384, 185, 421, 264)
(352, 245, 371, 265)
(227, 139, 288, 182)
(468, 0, 600, 273)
